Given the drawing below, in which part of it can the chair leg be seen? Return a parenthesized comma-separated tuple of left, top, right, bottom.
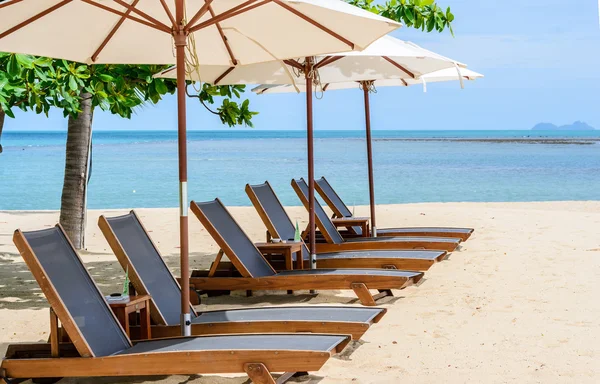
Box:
(373, 289, 393, 301)
(351, 283, 376, 306)
(276, 372, 300, 384)
(244, 363, 276, 384)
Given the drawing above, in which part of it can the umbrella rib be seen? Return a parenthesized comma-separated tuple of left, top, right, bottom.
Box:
(186, 0, 214, 31)
(214, 67, 235, 85)
(189, 0, 267, 33)
(159, 0, 177, 27)
(382, 56, 416, 79)
(81, 0, 171, 33)
(91, 0, 140, 63)
(0, 0, 73, 40)
(111, 0, 171, 31)
(314, 55, 342, 69)
(271, 0, 354, 50)
(0, 0, 25, 10)
(208, 4, 238, 65)
(283, 59, 303, 71)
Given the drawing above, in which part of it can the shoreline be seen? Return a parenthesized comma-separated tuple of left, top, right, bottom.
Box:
(373, 138, 600, 144)
(2, 200, 599, 213)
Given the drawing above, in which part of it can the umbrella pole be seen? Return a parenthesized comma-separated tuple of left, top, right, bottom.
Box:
(362, 82, 377, 237)
(305, 57, 317, 272)
(175, 0, 191, 337)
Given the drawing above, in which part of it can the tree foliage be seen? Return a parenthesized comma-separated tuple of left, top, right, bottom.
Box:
(0, 53, 255, 127)
(347, 0, 455, 35)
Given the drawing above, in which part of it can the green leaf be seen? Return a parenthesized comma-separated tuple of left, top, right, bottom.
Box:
(98, 73, 115, 82)
(3, 106, 15, 118)
(154, 79, 168, 94)
(426, 14, 435, 32)
(15, 54, 35, 69)
(33, 57, 53, 67)
(7, 55, 20, 77)
(404, 7, 415, 23)
(68, 75, 78, 91)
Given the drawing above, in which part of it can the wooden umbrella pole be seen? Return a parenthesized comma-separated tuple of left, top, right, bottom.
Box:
(363, 82, 377, 236)
(305, 57, 317, 270)
(175, 0, 191, 336)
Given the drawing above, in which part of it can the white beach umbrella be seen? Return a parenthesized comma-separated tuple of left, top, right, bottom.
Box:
(253, 66, 483, 236)
(253, 67, 484, 93)
(0, 0, 401, 336)
(156, 35, 465, 85)
(156, 35, 469, 253)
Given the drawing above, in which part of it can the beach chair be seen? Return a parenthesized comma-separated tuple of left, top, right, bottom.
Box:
(99, 211, 387, 340)
(246, 181, 447, 271)
(189, 199, 424, 306)
(1, 225, 350, 384)
(315, 176, 474, 241)
(291, 178, 462, 252)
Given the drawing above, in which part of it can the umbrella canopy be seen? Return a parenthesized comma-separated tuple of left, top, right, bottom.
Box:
(0, 0, 402, 336)
(252, 67, 484, 93)
(156, 35, 465, 84)
(252, 67, 483, 236)
(156, 34, 466, 265)
(0, 0, 399, 64)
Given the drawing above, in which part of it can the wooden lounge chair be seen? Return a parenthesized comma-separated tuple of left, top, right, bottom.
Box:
(1, 225, 351, 384)
(291, 178, 462, 252)
(189, 199, 424, 306)
(315, 176, 474, 241)
(246, 181, 447, 271)
(99, 211, 387, 340)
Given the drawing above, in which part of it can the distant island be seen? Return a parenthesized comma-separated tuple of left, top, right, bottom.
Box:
(532, 121, 595, 131)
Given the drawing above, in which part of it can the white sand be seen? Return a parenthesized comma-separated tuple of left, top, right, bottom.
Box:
(0, 201, 599, 383)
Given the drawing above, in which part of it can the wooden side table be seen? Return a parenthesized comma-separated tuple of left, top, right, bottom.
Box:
(255, 242, 304, 270)
(332, 217, 370, 237)
(109, 295, 151, 339)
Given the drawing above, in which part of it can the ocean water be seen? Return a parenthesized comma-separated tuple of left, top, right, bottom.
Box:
(1, 130, 599, 210)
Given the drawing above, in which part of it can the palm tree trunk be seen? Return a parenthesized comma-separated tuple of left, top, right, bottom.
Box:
(59, 92, 93, 249)
(0, 110, 5, 154)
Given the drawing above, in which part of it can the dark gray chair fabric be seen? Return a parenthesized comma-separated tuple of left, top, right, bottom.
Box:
(316, 177, 473, 239)
(118, 334, 346, 355)
(277, 269, 419, 278)
(195, 306, 382, 323)
(316, 177, 363, 234)
(248, 182, 311, 261)
(250, 182, 447, 263)
(21, 227, 350, 363)
(22, 227, 131, 357)
(250, 182, 297, 240)
(295, 178, 459, 247)
(104, 212, 390, 327)
(194, 199, 422, 282)
(105, 213, 195, 325)
(193, 199, 276, 278)
(315, 177, 353, 217)
(292, 178, 345, 244)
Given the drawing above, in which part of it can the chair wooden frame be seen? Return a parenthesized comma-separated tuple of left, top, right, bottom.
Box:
(315, 176, 474, 241)
(189, 200, 423, 306)
(246, 181, 448, 271)
(291, 178, 461, 253)
(1, 226, 350, 384)
(99, 212, 386, 340)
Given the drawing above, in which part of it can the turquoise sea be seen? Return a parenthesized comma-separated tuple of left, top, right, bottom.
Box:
(1, 130, 599, 210)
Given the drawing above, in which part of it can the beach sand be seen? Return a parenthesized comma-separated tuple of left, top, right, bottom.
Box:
(0, 201, 599, 383)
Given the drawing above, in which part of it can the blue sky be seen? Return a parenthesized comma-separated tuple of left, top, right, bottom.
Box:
(4, 0, 600, 132)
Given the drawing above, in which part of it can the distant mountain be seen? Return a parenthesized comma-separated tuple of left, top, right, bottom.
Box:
(532, 121, 595, 131)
